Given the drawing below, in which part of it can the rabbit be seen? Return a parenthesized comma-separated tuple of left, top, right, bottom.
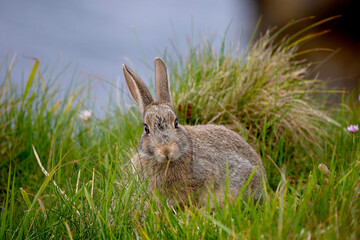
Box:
(122, 57, 267, 208)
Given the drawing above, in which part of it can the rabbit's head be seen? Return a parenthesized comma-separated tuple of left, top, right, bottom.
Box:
(122, 58, 190, 163)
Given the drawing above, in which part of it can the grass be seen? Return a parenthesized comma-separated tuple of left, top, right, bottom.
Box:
(1, 18, 360, 239)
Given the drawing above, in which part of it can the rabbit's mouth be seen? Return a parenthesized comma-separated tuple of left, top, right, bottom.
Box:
(154, 143, 180, 163)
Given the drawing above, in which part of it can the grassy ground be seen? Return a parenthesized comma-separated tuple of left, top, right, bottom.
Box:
(1, 19, 360, 239)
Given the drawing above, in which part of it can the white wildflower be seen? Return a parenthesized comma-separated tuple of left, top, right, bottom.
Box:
(79, 110, 92, 123)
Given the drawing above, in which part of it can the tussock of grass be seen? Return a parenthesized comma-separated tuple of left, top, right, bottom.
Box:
(1, 18, 360, 239)
(170, 28, 338, 159)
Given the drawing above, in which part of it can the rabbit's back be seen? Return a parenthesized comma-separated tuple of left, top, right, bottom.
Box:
(185, 124, 265, 199)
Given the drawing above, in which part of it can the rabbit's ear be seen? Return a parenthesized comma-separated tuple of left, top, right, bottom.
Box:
(154, 57, 172, 105)
(123, 64, 154, 117)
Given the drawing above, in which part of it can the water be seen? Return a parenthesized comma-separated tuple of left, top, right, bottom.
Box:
(0, 0, 257, 114)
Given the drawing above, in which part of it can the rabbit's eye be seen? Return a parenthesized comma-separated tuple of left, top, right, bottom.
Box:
(144, 124, 150, 134)
(174, 118, 179, 128)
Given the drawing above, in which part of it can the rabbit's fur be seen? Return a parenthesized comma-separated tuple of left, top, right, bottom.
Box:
(123, 57, 266, 207)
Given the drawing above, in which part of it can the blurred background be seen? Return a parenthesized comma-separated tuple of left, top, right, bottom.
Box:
(255, 0, 360, 90)
(1, 0, 359, 112)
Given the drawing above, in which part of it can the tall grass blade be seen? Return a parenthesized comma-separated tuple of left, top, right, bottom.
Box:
(202, 212, 233, 236)
(64, 220, 74, 240)
(9, 168, 16, 232)
(21, 58, 39, 105)
(0, 165, 12, 239)
(19, 188, 31, 209)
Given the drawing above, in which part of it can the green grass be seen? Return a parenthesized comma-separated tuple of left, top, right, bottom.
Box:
(1, 19, 360, 239)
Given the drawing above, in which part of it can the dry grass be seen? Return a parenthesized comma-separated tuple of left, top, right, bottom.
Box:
(170, 27, 339, 156)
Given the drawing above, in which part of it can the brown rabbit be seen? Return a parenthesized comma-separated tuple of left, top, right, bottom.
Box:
(123, 58, 266, 208)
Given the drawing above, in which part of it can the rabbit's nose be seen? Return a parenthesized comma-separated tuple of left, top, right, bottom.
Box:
(162, 147, 170, 157)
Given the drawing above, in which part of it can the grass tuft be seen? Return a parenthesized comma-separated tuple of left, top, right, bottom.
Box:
(169, 21, 340, 162)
